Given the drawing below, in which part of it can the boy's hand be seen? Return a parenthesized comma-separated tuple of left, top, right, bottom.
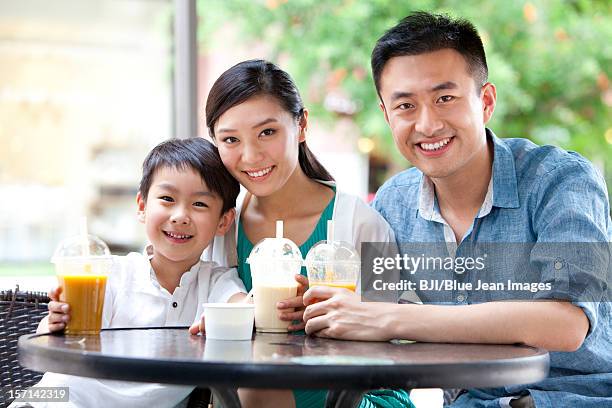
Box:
(189, 313, 206, 335)
(277, 274, 309, 332)
(47, 287, 70, 333)
(188, 292, 249, 335)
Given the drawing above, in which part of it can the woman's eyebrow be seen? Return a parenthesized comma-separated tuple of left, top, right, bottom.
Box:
(252, 118, 277, 129)
(217, 118, 278, 134)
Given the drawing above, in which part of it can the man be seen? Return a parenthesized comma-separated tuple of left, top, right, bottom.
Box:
(303, 11, 611, 407)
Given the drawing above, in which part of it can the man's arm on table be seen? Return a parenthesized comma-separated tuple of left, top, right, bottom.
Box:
(303, 287, 589, 352)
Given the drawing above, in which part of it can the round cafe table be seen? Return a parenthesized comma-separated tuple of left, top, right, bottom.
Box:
(19, 327, 549, 408)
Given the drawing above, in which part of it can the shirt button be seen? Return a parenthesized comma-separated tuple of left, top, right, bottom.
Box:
(172, 302, 178, 308)
(456, 294, 466, 302)
(554, 261, 563, 270)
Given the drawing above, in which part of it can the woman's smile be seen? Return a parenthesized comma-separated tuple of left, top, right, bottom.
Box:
(243, 165, 275, 181)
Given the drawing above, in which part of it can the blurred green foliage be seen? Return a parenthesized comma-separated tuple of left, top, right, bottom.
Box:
(198, 0, 611, 172)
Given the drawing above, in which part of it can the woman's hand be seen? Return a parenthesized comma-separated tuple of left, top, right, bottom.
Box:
(46, 287, 70, 333)
(302, 285, 394, 341)
(277, 274, 309, 332)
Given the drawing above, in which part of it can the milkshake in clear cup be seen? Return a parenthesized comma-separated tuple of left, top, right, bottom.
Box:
(247, 221, 302, 333)
(305, 221, 360, 304)
(52, 231, 112, 334)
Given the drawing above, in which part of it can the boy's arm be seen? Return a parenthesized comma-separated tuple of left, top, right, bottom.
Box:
(303, 288, 589, 352)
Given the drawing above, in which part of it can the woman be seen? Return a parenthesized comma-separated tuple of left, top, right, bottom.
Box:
(196, 59, 413, 408)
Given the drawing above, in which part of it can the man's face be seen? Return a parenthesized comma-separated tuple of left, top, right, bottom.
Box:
(378, 49, 496, 180)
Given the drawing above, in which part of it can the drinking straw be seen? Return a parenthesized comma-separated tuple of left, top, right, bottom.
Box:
(80, 216, 92, 273)
(80, 216, 90, 257)
(325, 220, 335, 282)
(276, 220, 283, 238)
(327, 220, 334, 243)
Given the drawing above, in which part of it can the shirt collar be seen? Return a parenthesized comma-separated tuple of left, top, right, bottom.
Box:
(489, 129, 520, 209)
(142, 244, 199, 290)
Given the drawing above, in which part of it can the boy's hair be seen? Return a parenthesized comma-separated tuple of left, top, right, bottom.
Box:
(139, 137, 239, 214)
(371, 11, 488, 94)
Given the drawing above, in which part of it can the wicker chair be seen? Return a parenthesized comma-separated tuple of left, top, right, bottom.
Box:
(0, 286, 50, 407)
(0, 286, 212, 408)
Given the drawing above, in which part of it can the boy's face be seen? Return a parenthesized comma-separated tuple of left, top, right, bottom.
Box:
(137, 166, 234, 271)
(378, 48, 496, 181)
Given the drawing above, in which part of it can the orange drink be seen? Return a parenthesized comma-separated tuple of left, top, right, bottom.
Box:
(52, 231, 112, 335)
(311, 282, 357, 291)
(308, 281, 357, 304)
(58, 274, 107, 334)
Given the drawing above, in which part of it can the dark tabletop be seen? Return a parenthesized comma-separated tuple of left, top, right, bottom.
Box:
(19, 327, 549, 390)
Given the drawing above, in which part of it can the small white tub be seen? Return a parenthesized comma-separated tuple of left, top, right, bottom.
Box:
(202, 303, 255, 341)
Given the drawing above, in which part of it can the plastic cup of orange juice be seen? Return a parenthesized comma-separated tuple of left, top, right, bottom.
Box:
(304, 227, 360, 304)
(52, 233, 112, 335)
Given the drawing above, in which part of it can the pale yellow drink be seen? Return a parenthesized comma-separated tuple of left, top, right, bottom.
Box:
(253, 283, 298, 332)
(247, 224, 303, 333)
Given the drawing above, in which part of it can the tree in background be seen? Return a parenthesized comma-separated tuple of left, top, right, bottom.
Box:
(199, 0, 611, 189)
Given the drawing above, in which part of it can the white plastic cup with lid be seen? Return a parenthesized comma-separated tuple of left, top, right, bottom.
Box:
(246, 220, 303, 332)
(51, 217, 112, 334)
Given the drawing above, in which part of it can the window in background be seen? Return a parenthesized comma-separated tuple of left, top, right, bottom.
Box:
(0, 0, 173, 286)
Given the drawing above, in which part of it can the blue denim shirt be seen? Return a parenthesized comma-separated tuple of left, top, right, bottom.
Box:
(373, 130, 612, 407)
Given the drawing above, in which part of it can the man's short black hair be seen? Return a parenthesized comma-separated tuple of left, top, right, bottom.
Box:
(139, 137, 239, 214)
(371, 11, 488, 94)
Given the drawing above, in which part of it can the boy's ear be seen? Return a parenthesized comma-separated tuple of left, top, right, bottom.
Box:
(136, 192, 146, 224)
(216, 208, 235, 236)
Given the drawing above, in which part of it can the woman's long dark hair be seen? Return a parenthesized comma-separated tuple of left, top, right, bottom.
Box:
(205, 59, 334, 182)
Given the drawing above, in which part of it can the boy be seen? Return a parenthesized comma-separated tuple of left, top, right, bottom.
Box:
(20, 137, 247, 408)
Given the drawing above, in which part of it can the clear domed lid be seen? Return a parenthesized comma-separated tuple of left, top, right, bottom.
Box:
(246, 237, 303, 265)
(51, 234, 111, 263)
(304, 240, 360, 267)
(246, 221, 303, 284)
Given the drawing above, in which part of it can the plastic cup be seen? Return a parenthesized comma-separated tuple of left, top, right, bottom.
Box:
(247, 227, 303, 333)
(305, 240, 360, 304)
(202, 303, 255, 340)
(52, 234, 112, 335)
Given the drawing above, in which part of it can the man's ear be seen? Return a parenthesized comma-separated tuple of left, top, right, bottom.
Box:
(481, 82, 497, 124)
(136, 192, 146, 224)
(216, 208, 235, 235)
(298, 109, 309, 143)
(379, 101, 390, 125)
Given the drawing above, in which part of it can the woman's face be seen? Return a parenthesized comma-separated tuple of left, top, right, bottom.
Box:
(214, 95, 306, 197)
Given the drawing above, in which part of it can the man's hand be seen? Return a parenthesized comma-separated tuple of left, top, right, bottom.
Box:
(303, 285, 393, 341)
(277, 274, 309, 332)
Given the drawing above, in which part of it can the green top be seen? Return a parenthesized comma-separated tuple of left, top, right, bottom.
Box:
(235, 189, 413, 408)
